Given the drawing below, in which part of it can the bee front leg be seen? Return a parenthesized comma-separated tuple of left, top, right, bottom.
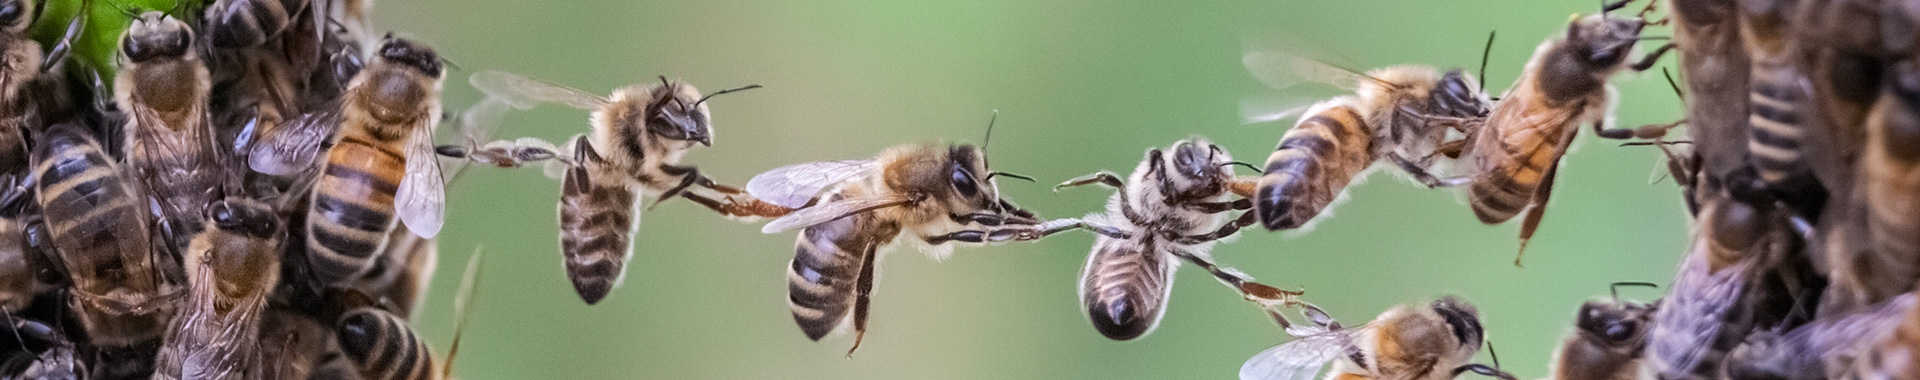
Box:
(1053, 171, 1125, 191)
(1166, 211, 1258, 245)
(1183, 199, 1252, 214)
(1386, 153, 1471, 188)
(652, 165, 715, 210)
(1630, 43, 1676, 72)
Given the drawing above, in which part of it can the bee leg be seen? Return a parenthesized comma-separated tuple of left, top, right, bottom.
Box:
(1514, 149, 1568, 267)
(1629, 43, 1677, 72)
(846, 247, 879, 358)
(1166, 211, 1259, 245)
(649, 165, 711, 210)
(39, 5, 85, 73)
(1029, 218, 1130, 239)
(1452, 364, 1518, 380)
(1183, 198, 1252, 214)
(679, 191, 795, 219)
(1600, 0, 1633, 13)
(1053, 171, 1125, 192)
(1166, 247, 1303, 306)
(1386, 153, 1470, 188)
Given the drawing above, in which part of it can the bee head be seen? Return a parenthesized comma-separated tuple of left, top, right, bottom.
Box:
(1430, 70, 1489, 118)
(122, 12, 194, 63)
(1430, 296, 1485, 351)
(645, 78, 714, 146)
(1574, 301, 1651, 348)
(945, 144, 992, 207)
(207, 199, 281, 240)
(378, 37, 443, 79)
(1157, 138, 1231, 199)
(1565, 14, 1645, 68)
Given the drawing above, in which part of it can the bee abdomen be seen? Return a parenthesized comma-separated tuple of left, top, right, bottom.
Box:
(1254, 106, 1373, 230)
(306, 140, 405, 286)
(1467, 168, 1535, 224)
(557, 176, 637, 305)
(787, 219, 864, 341)
(1747, 68, 1813, 187)
(1079, 240, 1170, 340)
(337, 308, 434, 380)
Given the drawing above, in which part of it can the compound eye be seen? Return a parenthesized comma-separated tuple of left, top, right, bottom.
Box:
(1603, 320, 1638, 342)
(951, 165, 979, 197)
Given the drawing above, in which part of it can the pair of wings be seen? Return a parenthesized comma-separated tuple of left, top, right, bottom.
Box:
(1241, 49, 1399, 125)
(746, 160, 911, 234)
(245, 105, 448, 238)
(1240, 322, 1397, 380)
(461, 71, 615, 178)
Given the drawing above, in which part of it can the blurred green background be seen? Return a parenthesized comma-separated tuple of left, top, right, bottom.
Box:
(367, 1, 1693, 378)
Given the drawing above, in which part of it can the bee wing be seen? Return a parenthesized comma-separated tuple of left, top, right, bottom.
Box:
(468, 70, 608, 110)
(1242, 50, 1374, 91)
(746, 160, 881, 208)
(458, 96, 519, 143)
(249, 109, 341, 176)
(760, 195, 912, 234)
(396, 126, 448, 238)
(1240, 93, 1327, 125)
(1646, 240, 1748, 377)
(1239, 328, 1360, 380)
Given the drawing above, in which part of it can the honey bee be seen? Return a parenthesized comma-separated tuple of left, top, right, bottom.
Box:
(1464, 2, 1675, 264)
(257, 307, 355, 380)
(152, 199, 284, 380)
(1666, 0, 1753, 187)
(1240, 297, 1515, 380)
(1048, 138, 1304, 340)
(0, 0, 55, 177)
(1723, 294, 1918, 379)
(1240, 45, 1492, 230)
(118, 11, 222, 255)
(0, 174, 47, 317)
(249, 37, 446, 288)
(337, 248, 481, 380)
(1737, 0, 1831, 218)
(466, 70, 760, 304)
(1645, 187, 1812, 380)
(1814, 54, 1920, 314)
(748, 133, 1052, 355)
(203, 0, 311, 48)
(30, 121, 176, 347)
(1548, 282, 1657, 380)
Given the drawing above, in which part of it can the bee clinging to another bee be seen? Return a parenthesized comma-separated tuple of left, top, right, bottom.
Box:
(1240, 297, 1515, 380)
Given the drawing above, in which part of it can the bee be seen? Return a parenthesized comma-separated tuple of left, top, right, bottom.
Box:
(257, 307, 355, 380)
(1240, 45, 1492, 230)
(203, 0, 311, 48)
(1463, 1, 1675, 264)
(1048, 138, 1304, 340)
(1736, 0, 1831, 218)
(248, 37, 445, 288)
(0, 0, 54, 177)
(748, 132, 1052, 355)
(1813, 55, 1920, 314)
(1722, 293, 1918, 379)
(31, 121, 175, 347)
(1239, 297, 1515, 380)
(1, 319, 85, 379)
(466, 70, 760, 304)
(118, 11, 222, 255)
(0, 174, 46, 317)
(338, 248, 481, 380)
(1645, 186, 1812, 380)
(1665, 0, 1752, 186)
(1548, 282, 1657, 380)
(152, 199, 284, 380)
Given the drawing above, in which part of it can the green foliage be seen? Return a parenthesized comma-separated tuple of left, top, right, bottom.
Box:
(27, 0, 201, 84)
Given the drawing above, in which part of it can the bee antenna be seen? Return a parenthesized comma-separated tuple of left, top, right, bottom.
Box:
(982, 109, 999, 155)
(1221, 161, 1264, 174)
(692, 84, 763, 108)
(1610, 281, 1658, 300)
(439, 56, 463, 72)
(1601, 0, 1632, 13)
(1487, 338, 1502, 369)
(983, 171, 1035, 183)
(103, 0, 140, 19)
(1478, 30, 1495, 93)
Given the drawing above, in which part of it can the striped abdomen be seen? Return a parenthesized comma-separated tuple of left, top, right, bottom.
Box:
(1747, 61, 1817, 192)
(1253, 102, 1375, 230)
(557, 153, 639, 305)
(337, 308, 434, 380)
(788, 209, 893, 340)
(1078, 235, 1172, 340)
(33, 123, 168, 346)
(1467, 102, 1575, 224)
(1864, 93, 1920, 287)
(306, 135, 406, 287)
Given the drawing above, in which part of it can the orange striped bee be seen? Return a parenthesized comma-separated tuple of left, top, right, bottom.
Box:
(1548, 282, 1657, 380)
(32, 121, 175, 347)
(1240, 297, 1514, 380)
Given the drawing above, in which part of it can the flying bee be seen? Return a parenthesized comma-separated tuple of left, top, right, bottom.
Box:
(1548, 282, 1658, 380)
(248, 37, 446, 288)
(1240, 297, 1515, 380)
(1047, 138, 1305, 340)
(748, 129, 1053, 355)
(31, 121, 175, 347)
(1463, 1, 1676, 264)
(1241, 39, 1494, 230)
(118, 11, 222, 256)
(337, 248, 481, 380)
(466, 70, 761, 304)
(152, 199, 284, 380)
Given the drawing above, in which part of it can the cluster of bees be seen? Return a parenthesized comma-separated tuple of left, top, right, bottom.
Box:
(0, 0, 1913, 378)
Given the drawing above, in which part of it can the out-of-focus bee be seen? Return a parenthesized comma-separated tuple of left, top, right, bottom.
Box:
(467, 70, 760, 304)
(118, 11, 221, 254)
(1666, 0, 1752, 188)
(31, 121, 175, 347)
(1048, 138, 1304, 340)
(203, 0, 312, 48)
(1815, 53, 1920, 314)
(1240, 297, 1515, 380)
(1464, 1, 1675, 264)
(338, 248, 481, 380)
(152, 199, 284, 380)
(0, 0, 53, 177)
(1548, 282, 1658, 380)
(250, 37, 446, 288)
(748, 133, 1052, 355)
(1737, 0, 1829, 218)
(1240, 45, 1492, 230)
(257, 307, 355, 380)
(1723, 294, 1917, 379)
(0, 174, 48, 317)
(1646, 186, 1814, 380)
(1, 319, 84, 379)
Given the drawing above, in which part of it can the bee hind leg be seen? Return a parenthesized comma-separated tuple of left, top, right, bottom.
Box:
(1183, 199, 1252, 214)
(846, 247, 879, 358)
(1166, 211, 1258, 245)
(1386, 154, 1470, 188)
(651, 165, 715, 210)
(1053, 171, 1124, 192)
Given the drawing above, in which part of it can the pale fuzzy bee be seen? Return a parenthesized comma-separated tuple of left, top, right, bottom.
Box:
(1463, 2, 1675, 265)
(152, 199, 284, 380)
(1547, 282, 1657, 380)
(1240, 47, 1491, 231)
(749, 135, 1052, 355)
(1048, 138, 1304, 340)
(466, 70, 761, 305)
(1240, 297, 1514, 380)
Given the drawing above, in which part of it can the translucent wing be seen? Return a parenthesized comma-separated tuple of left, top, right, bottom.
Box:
(1242, 50, 1372, 91)
(396, 126, 448, 238)
(468, 70, 608, 110)
(249, 108, 341, 176)
(459, 96, 520, 143)
(746, 160, 881, 208)
(1239, 328, 1360, 380)
(761, 195, 911, 234)
(1646, 239, 1747, 378)
(1240, 93, 1328, 125)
